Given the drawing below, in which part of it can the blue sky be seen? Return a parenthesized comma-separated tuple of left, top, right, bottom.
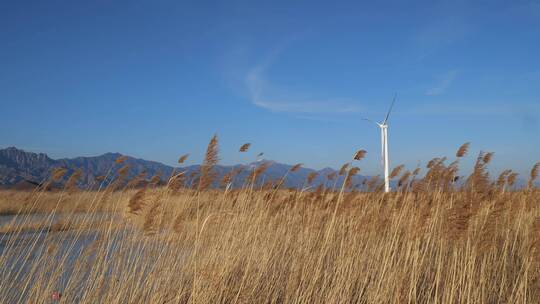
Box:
(1, 0, 539, 176)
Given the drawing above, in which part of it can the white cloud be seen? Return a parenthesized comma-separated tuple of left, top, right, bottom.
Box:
(250, 99, 361, 114)
(425, 70, 459, 96)
(244, 56, 362, 114)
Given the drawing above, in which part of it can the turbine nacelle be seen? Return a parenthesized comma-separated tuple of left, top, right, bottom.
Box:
(362, 118, 387, 129)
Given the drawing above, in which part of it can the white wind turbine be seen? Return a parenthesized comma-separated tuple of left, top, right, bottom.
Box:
(363, 95, 397, 193)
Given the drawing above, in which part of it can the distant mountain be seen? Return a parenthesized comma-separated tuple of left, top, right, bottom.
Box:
(0, 147, 175, 188)
(0, 147, 368, 190)
(0, 147, 57, 186)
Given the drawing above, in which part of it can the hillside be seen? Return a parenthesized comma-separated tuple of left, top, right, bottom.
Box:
(0, 147, 368, 190)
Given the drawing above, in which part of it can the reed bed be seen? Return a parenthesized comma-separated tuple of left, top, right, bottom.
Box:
(0, 138, 539, 303)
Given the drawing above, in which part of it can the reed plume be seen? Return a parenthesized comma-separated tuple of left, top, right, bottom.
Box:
(338, 163, 349, 175)
(178, 154, 189, 164)
(220, 172, 233, 188)
(307, 172, 318, 184)
(199, 134, 219, 190)
(51, 167, 68, 181)
(220, 168, 241, 188)
(311, 184, 325, 202)
(508, 172, 519, 188)
(248, 161, 272, 184)
(456, 142, 470, 158)
(389, 164, 404, 179)
(128, 188, 146, 214)
(65, 169, 83, 191)
(127, 171, 147, 189)
(239, 143, 251, 152)
(427, 158, 439, 169)
(345, 167, 360, 188)
(483, 152, 494, 164)
(167, 172, 186, 193)
(445, 160, 460, 186)
(528, 162, 540, 189)
(466, 151, 492, 193)
(353, 149, 367, 161)
(149, 174, 161, 187)
(290, 163, 303, 172)
(188, 171, 199, 188)
(115, 155, 128, 164)
(118, 164, 130, 176)
(108, 164, 130, 190)
(398, 171, 411, 189)
(143, 200, 161, 235)
(496, 169, 512, 191)
(349, 167, 360, 177)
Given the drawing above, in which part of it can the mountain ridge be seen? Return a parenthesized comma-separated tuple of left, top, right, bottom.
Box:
(3, 147, 534, 190)
(0, 147, 368, 189)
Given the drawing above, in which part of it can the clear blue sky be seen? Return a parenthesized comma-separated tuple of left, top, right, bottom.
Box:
(1, 0, 539, 176)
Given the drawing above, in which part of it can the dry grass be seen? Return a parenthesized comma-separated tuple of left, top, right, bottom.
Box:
(0, 190, 126, 215)
(1, 187, 539, 303)
(0, 215, 114, 234)
(0, 139, 539, 303)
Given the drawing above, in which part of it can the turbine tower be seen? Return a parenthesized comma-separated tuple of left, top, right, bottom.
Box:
(363, 95, 396, 193)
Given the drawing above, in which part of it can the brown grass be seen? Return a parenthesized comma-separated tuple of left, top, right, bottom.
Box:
(0, 190, 124, 215)
(0, 215, 113, 234)
(2, 187, 538, 303)
(0, 140, 539, 303)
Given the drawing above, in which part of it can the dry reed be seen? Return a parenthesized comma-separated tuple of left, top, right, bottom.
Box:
(0, 139, 539, 304)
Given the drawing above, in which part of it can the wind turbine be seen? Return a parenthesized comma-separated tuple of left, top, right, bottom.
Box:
(363, 95, 397, 193)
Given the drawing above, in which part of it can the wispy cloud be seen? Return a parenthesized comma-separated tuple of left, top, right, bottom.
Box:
(425, 69, 459, 96)
(244, 54, 362, 114)
(250, 98, 362, 113)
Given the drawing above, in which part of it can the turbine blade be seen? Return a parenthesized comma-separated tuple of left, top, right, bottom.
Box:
(362, 117, 380, 126)
(383, 93, 397, 124)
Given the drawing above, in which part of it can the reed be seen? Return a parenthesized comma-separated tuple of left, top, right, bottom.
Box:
(456, 142, 470, 158)
(0, 139, 538, 303)
(353, 149, 367, 161)
(178, 154, 189, 164)
(239, 143, 251, 152)
(529, 162, 540, 189)
(198, 134, 219, 190)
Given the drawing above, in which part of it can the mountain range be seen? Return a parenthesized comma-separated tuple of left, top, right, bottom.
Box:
(0, 147, 368, 190)
(2, 147, 535, 191)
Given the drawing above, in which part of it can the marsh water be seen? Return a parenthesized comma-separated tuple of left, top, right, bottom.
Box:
(0, 212, 147, 302)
